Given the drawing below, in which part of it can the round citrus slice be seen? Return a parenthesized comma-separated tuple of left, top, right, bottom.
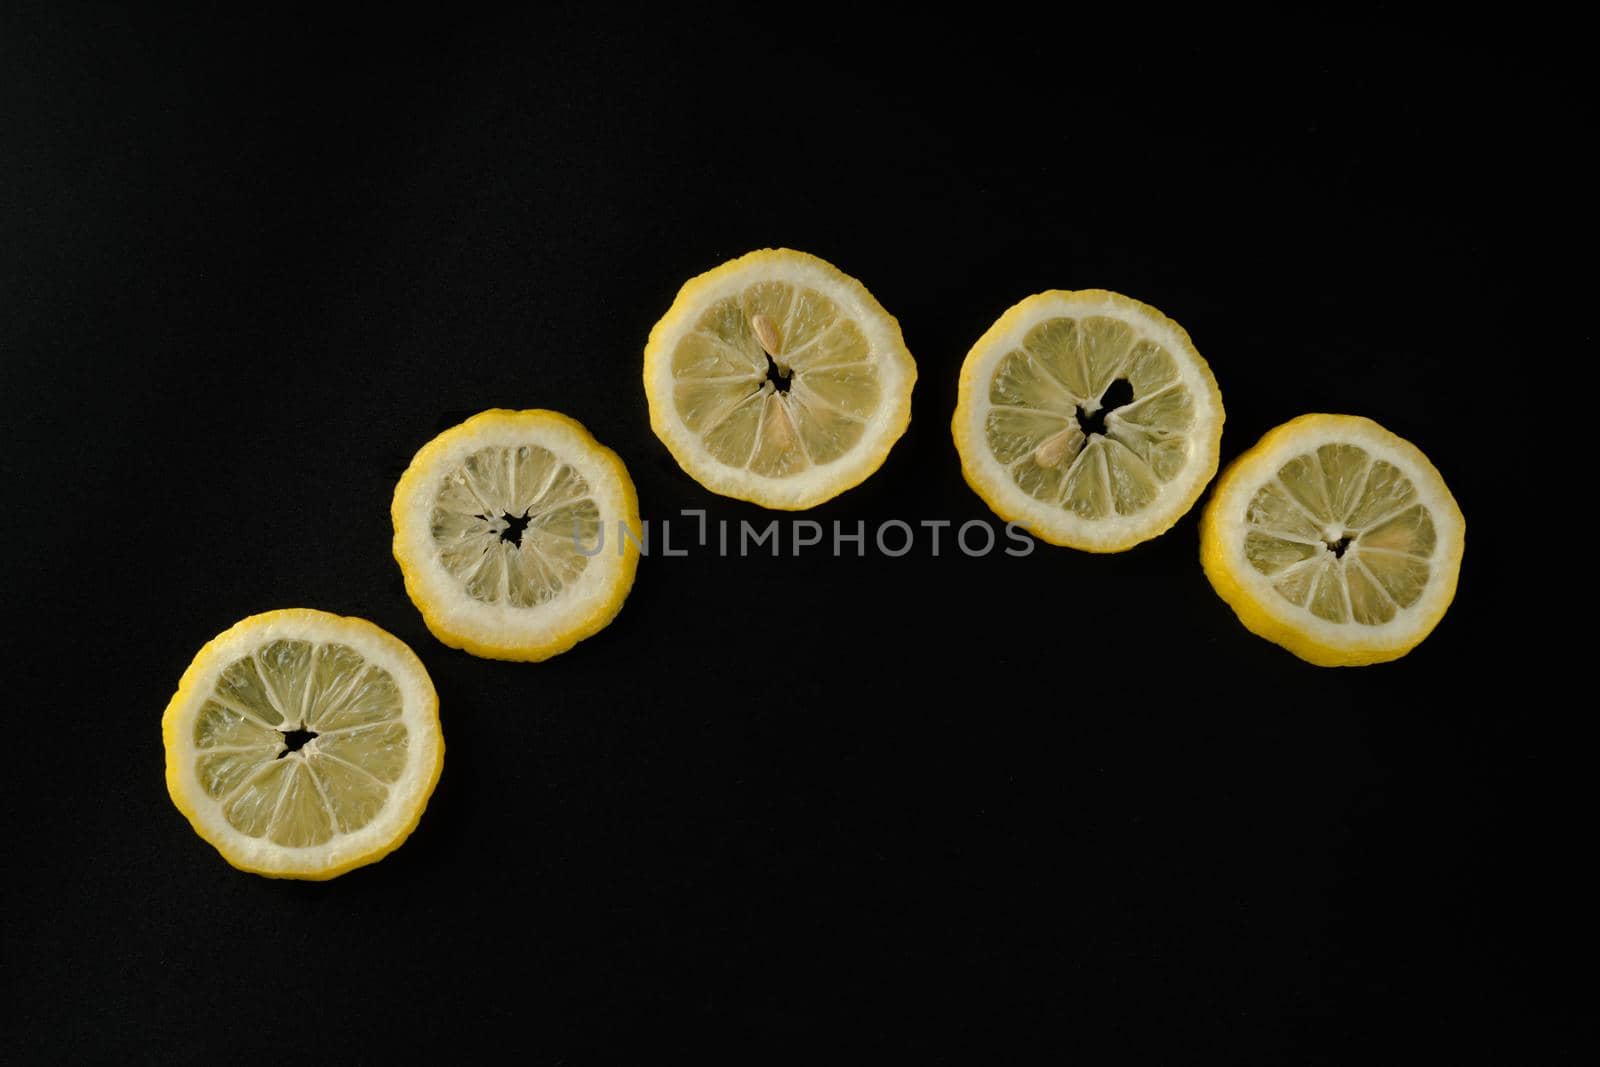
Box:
(162, 609, 443, 879)
(952, 290, 1224, 551)
(1200, 414, 1465, 666)
(643, 248, 917, 509)
(391, 409, 640, 661)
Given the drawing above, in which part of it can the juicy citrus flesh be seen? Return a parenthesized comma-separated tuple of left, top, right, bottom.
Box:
(986, 316, 1196, 516)
(197, 642, 408, 845)
(671, 281, 879, 475)
(954, 291, 1224, 551)
(1201, 414, 1465, 666)
(1242, 444, 1436, 624)
(392, 409, 640, 662)
(430, 441, 602, 608)
(163, 610, 443, 879)
(645, 249, 916, 510)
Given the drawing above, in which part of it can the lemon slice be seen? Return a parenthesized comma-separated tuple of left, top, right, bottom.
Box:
(643, 248, 917, 510)
(1200, 414, 1465, 666)
(952, 290, 1225, 551)
(162, 609, 443, 879)
(391, 409, 640, 662)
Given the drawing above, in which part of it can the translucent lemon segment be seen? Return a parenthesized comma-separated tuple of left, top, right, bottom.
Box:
(310, 754, 390, 834)
(316, 722, 409, 783)
(269, 761, 335, 848)
(196, 746, 277, 800)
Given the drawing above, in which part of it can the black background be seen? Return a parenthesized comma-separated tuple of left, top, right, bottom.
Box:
(1, 7, 1573, 1062)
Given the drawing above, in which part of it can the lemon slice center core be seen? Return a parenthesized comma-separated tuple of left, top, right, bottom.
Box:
(278, 726, 318, 753)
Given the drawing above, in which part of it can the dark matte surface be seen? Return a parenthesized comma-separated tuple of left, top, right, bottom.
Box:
(1, 9, 1570, 1061)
